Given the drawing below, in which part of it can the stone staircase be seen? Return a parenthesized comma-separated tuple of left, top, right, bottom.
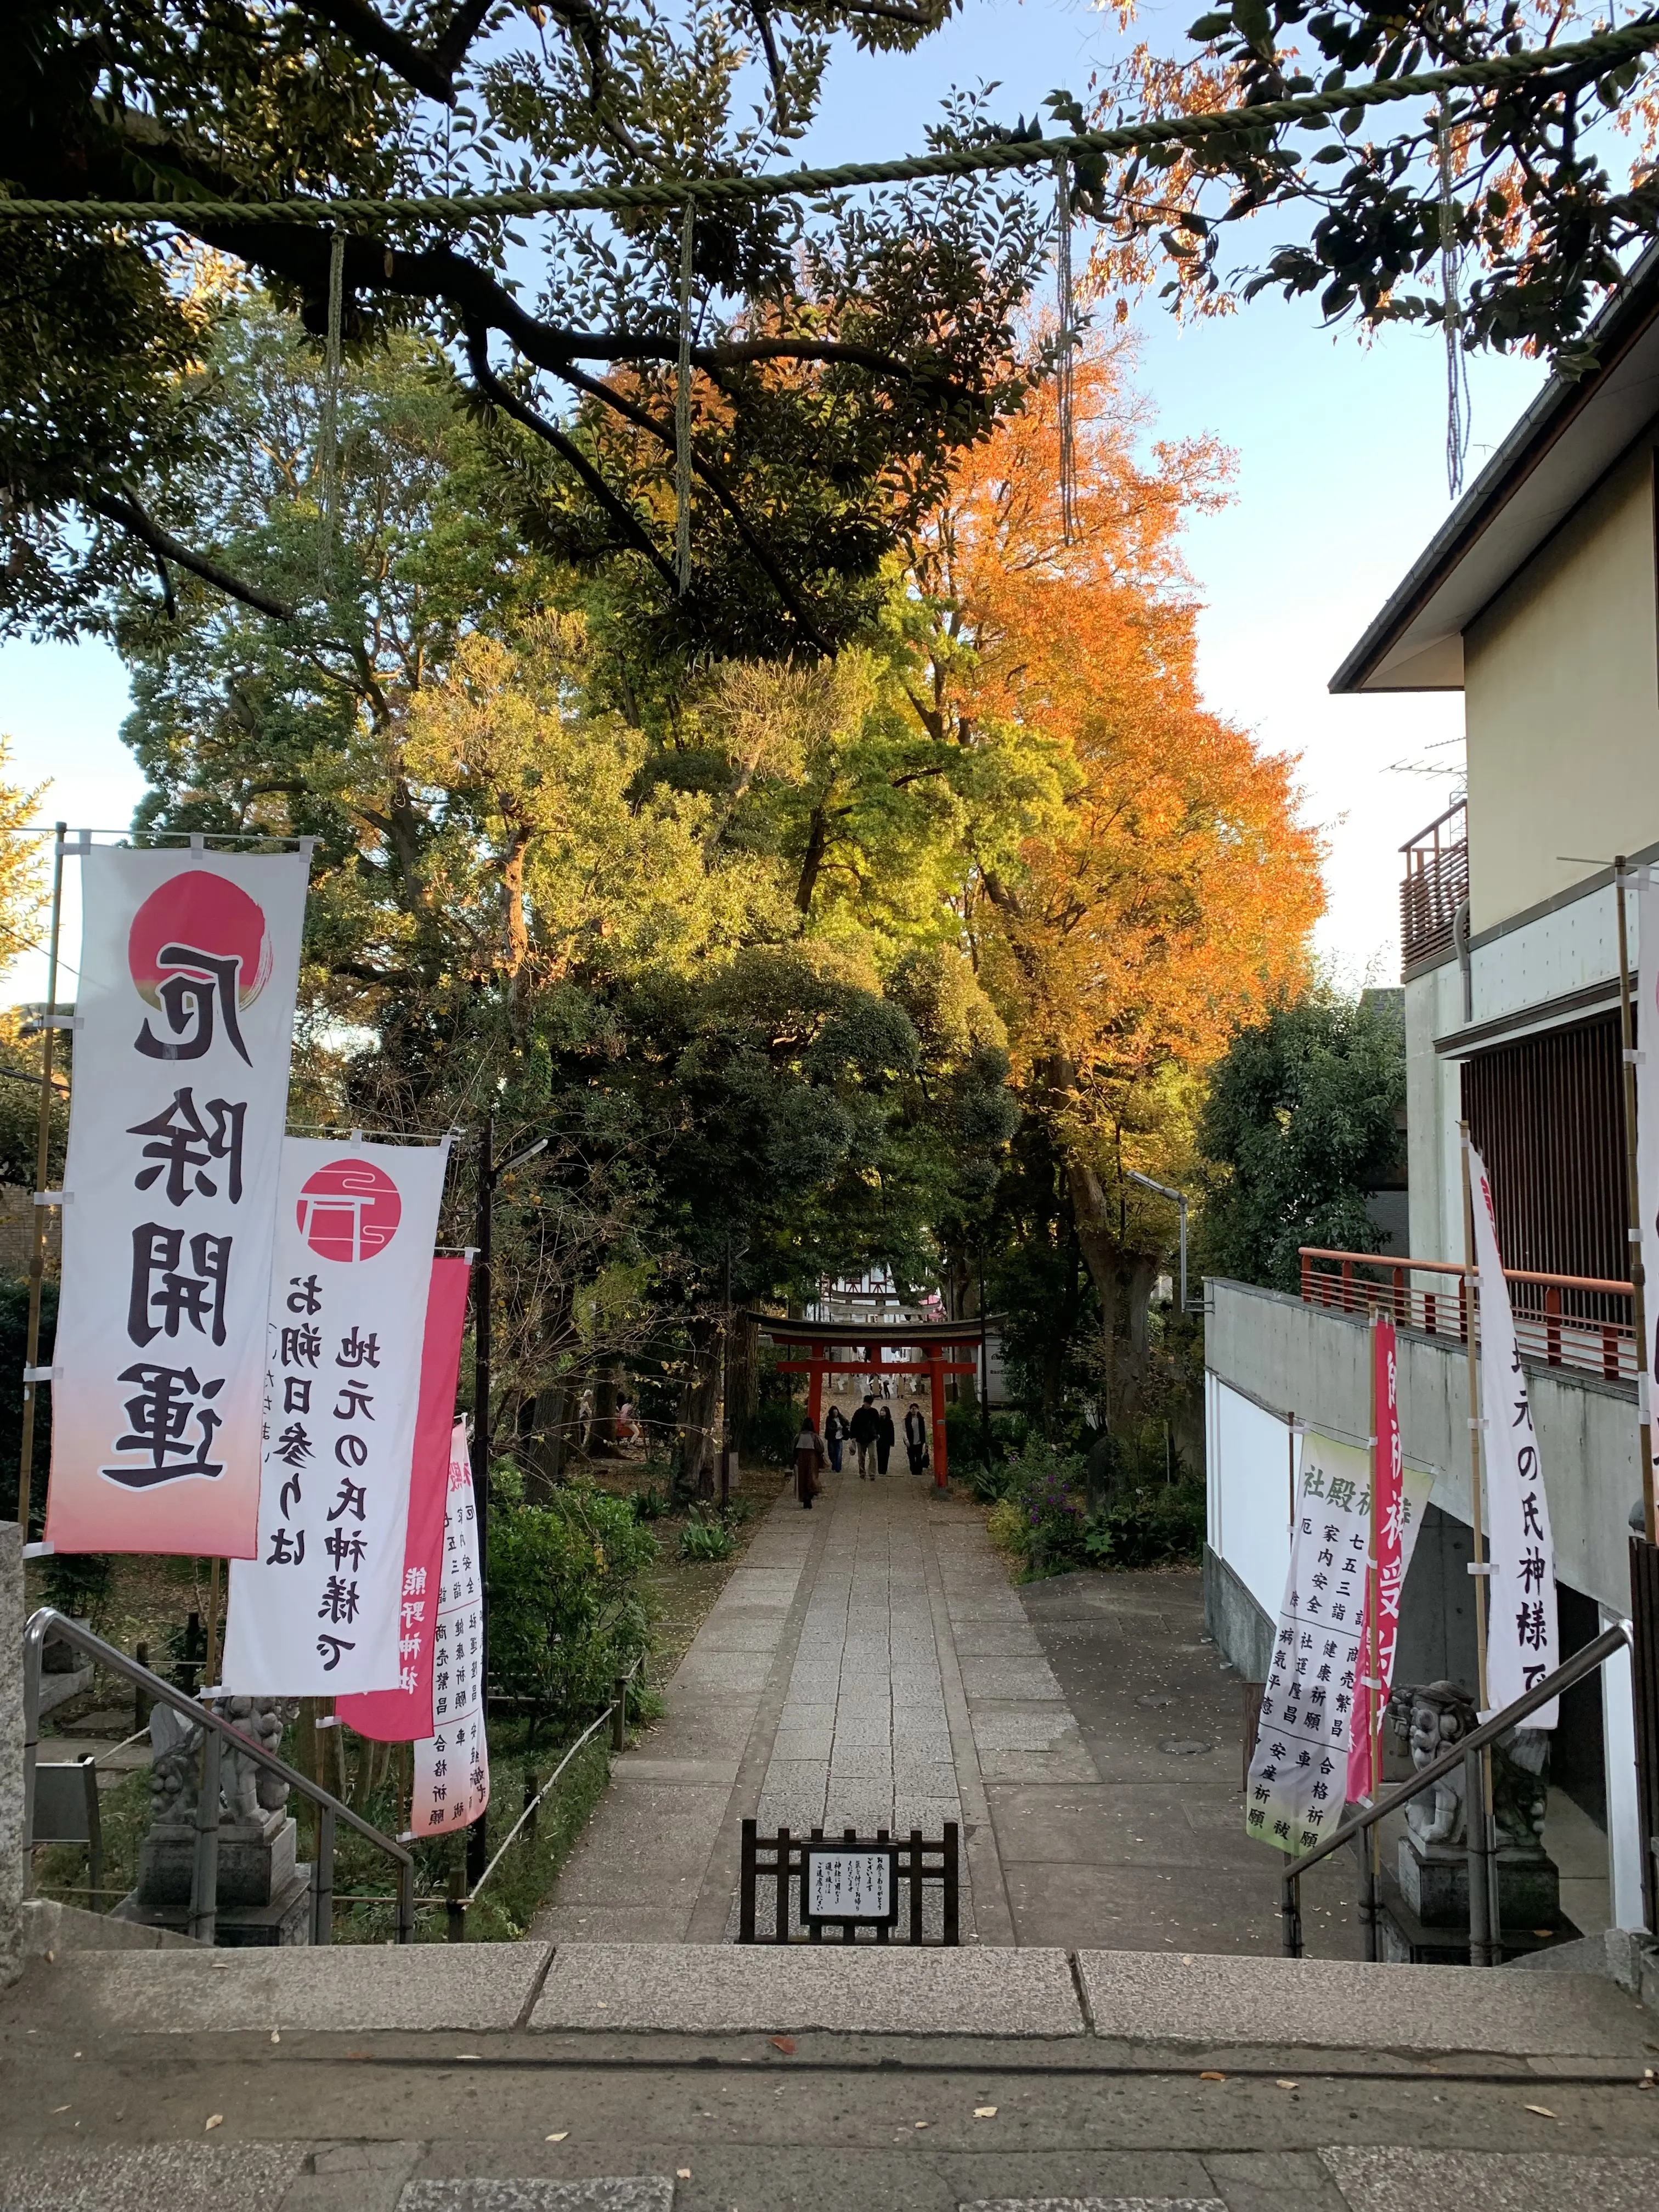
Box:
(3, 1932, 1658, 2212)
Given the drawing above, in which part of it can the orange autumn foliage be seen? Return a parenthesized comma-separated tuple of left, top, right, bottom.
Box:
(901, 338, 1324, 1411)
(912, 339, 1324, 1102)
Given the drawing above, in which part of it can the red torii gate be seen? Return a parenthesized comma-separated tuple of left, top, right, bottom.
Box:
(748, 1314, 985, 1489)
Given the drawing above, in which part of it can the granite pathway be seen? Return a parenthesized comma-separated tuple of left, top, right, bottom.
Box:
(535, 1463, 1352, 1949)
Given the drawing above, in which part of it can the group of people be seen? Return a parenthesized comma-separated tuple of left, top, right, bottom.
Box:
(793, 1394, 930, 1507)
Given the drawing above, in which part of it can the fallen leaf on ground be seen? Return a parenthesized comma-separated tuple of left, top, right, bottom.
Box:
(1276, 2079, 1297, 2090)
(771, 2037, 795, 2055)
(913, 2121, 928, 2129)
(1525, 2106, 1558, 2119)
(974, 2106, 997, 2118)
(270, 2032, 280, 2045)
(545, 2132, 569, 2143)
(676, 2170, 691, 2181)
(1199, 2071, 1226, 2082)
(204, 2115, 223, 2131)
(50, 2106, 69, 2115)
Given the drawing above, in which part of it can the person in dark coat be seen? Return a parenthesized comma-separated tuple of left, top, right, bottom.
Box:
(793, 1417, 827, 1508)
(876, 1401, 895, 1476)
(848, 1395, 881, 1481)
(904, 1402, 929, 1476)
(823, 1401, 848, 1473)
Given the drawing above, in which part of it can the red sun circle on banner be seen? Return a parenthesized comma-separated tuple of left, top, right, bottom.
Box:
(296, 1159, 403, 1263)
(127, 870, 273, 1011)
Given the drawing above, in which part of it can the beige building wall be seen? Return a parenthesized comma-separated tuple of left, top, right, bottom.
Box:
(1464, 443, 1659, 934)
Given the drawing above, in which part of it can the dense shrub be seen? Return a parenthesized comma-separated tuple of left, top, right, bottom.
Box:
(487, 1481, 656, 1731)
(982, 1436, 1204, 1579)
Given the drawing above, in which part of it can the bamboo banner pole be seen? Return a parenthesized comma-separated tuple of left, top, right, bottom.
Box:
(17, 820, 67, 1532)
(1613, 857, 1657, 1545)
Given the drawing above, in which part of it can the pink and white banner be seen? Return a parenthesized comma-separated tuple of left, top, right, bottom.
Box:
(1469, 1139, 1559, 1725)
(408, 1426, 490, 1838)
(337, 1259, 471, 1743)
(44, 848, 308, 1558)
(221, 1136, 448, 1696)
(1347, 1317, 1403, 1804)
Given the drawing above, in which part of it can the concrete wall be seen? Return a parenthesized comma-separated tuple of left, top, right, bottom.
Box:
(1205, 1277, 1641, 1616)
(1206, 1278, 1649, 1927)
(1464, 443, 1659, 935)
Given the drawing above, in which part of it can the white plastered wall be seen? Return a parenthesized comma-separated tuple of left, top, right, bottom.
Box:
(1205, 1372, 1295, 1623)
(1464, 443, 1659, 936)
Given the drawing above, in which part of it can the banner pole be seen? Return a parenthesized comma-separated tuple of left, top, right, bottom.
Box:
(1364, 1316, 1384, 1955)
(1613, 858, 1657, 1545)
(1460, 1118, 1496, 1962)
(16, 819, 67, 1531)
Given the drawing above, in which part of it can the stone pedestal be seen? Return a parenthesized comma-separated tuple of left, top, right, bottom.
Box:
(137, 1807, 298, 1911)
(1398, 1836, 1562, 1927)
(1378, 1831, 1578, 1965)
(115, 1865, 312, 1947)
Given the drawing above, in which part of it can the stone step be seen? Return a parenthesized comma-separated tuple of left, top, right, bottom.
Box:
(17, 1937, 1654, 2058)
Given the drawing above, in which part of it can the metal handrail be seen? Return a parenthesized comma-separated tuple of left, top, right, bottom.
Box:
(22, 1607, 414, 1946)
(1300, 1246, 1633, 1296)
(1279, 1622, 1632, 1963)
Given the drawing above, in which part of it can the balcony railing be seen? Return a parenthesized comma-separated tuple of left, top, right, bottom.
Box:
(1299, 1246, 1636, 1382)
(1400, 799, 1468, 970)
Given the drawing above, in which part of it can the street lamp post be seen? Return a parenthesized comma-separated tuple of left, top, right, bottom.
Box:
(465, 1113, 549, 1892)
(1125, 1169, 1193, 1314)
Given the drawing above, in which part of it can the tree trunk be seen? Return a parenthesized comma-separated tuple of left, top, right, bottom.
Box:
(1064, 1152, 1159, 1430)
(522, 1382, 567, 1499)
(678, 1321, 722, 1498)
(588, 1362, 619, 1458)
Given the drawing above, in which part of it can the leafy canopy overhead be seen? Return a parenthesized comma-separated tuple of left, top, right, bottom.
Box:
(5, 1, 1055, 653)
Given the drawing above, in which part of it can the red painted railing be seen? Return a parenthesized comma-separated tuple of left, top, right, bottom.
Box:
(1299, 1246, 1635, 1382)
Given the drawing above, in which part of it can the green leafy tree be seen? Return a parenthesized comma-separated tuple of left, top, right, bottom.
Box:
(5, 3, 1052, 657)
(1197, 990, 1406, 1294)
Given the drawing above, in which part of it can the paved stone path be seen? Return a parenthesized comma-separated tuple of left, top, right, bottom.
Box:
(535, 1463, 1354, 1950)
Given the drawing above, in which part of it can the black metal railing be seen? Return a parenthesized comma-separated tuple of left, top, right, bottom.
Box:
(22, 1607, 415, 1945)
(1279, 1623, 1630, 1965)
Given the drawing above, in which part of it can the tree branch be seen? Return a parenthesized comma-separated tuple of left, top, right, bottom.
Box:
(461, 321, 682, 596)
(548, 359, 836, 656)
(293, 0, 496, 106)
(89, 490, 295, 622)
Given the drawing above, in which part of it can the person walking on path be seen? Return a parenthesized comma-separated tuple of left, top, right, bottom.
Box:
(876, 1400, 895, 1476)
(793, 1416, 828, 1509)
(823, 1401, 847, 1474)
(849, 1393, 881, 1481)
(904, 1402, 929, 1476)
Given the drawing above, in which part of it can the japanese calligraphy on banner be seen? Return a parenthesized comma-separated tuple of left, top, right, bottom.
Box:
(1246, 1432, 1431, 1857)
(338, 1268, 471, 1743)
(409, 1425, 490, 1838)
(221, 1136, 448, 1696)
(44, 848, 308, 1558)
(1470, 1139, 1559, 1726)
(1348, 1318, 1403, 1804)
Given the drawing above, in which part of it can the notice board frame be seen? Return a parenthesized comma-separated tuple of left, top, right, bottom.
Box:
(737, 1820, 959, 1944)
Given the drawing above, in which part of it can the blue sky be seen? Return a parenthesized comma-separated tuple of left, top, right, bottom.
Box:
(0, 0, 1548, 1000)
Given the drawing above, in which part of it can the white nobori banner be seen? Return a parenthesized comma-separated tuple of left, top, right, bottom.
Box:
(409, 1421, 490, 1839)
(1469, 1140, 1559, 1725)
(222, 1136, 448, 1696)
(44, 847, 309, 1558)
